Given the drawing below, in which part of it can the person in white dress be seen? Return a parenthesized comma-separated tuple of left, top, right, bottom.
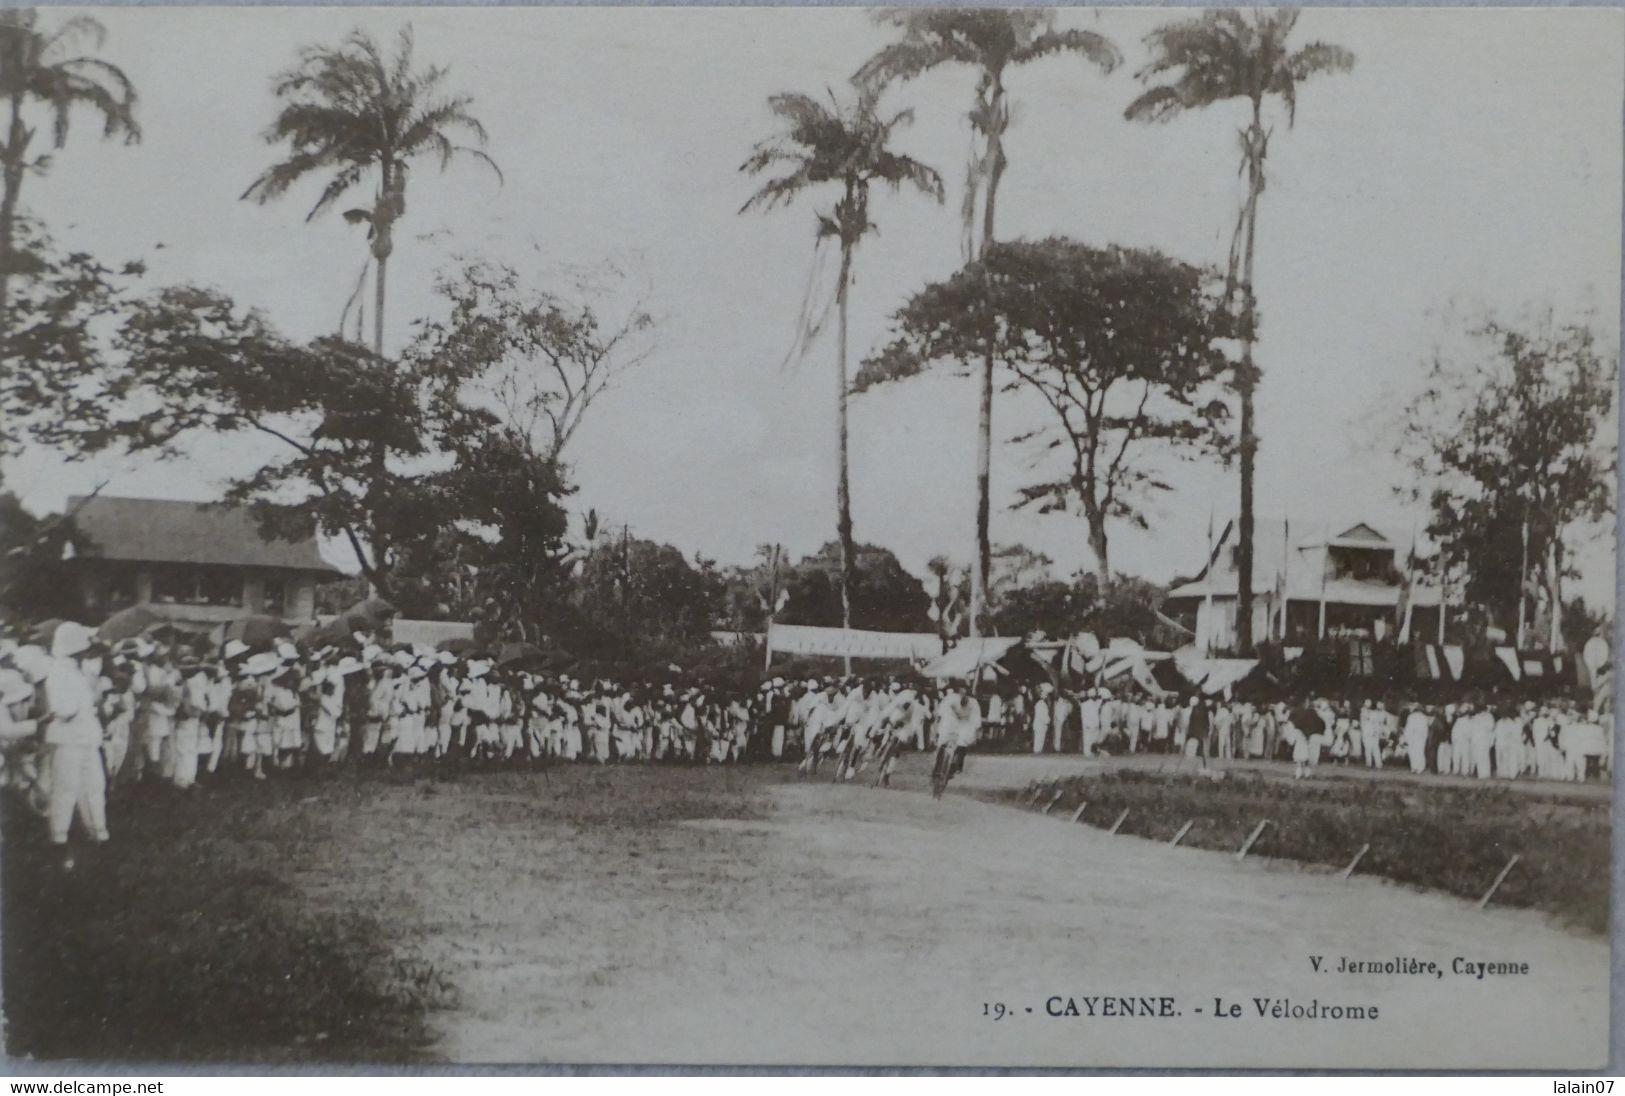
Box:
(1402, 703, 1430, 774)
(1029, 684, 1052, 754)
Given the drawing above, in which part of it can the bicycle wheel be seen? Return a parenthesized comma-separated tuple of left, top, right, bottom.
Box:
(931, 746, 950, 799)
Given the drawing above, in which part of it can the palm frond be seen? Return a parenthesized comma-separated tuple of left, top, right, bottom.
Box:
(307, 161, 369, 220)
(0, 11, 140, 153)
(1013, 28, 1121, 74)
(1123, 84, 1186, 124)
(872, 150, 944, 202)
(40, 15, 108, 59)
(245, 23, 497, 221)
(1130, 7, 1353, 124)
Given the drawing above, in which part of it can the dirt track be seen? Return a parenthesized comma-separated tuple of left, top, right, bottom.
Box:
(295, 761, 1609, 1068)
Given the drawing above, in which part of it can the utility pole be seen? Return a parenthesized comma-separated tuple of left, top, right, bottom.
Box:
(758, 544, 789, 671)
(620, 524, 632, 667)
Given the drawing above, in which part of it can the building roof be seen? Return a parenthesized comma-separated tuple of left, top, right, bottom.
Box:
(69, 495, 336, 574)
(1165, 517, 1443, 605)
(921, 636, 1025, 680)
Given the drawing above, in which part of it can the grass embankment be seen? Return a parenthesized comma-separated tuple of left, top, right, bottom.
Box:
(2, 774, 453, 1063)
(997, 770, 1611, 935)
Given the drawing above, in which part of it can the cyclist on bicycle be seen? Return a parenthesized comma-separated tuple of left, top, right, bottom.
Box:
(931, 680, 982, 797)
(869, 681, 918, 788)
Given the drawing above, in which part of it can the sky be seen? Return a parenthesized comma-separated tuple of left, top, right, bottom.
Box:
(7, 4, 1622, 608)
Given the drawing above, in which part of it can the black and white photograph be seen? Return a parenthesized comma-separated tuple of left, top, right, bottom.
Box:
(0, 2, 1617, 1072)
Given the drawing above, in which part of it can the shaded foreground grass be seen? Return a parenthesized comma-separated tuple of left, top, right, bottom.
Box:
(1, 762, 783, 1063)
(993, 770, 1611, 935)
(0, 773, 458, 1063)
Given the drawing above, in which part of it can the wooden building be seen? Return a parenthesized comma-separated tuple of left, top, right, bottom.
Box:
(67, 495, 337, 626)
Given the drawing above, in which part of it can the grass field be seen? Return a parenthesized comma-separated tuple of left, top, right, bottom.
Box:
(988, 768, 1612, 935)
(0, 763, 778, 1063)
(2, 758, 1612, 1067)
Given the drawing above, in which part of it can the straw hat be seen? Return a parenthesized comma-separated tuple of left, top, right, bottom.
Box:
(241, 651, 282, 677)
(0, 668, 34, 706)
(11, 644, 52, 684)
(50, 622, 95, 659)
(223, 639, 251, 661)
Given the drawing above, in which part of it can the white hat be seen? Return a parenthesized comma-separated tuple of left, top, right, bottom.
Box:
(0, 667, 33, 706)
(50, 621, 95, 660)
(241, 651, 282, 677)
(436, 650, 456, 665)
(11, 644, 51, 684)
(334, 656, 366, 677)
(362, 644, 384, 663)
(275, 640, 299, 661)
(223, 639, 251, 661)
(466, 660, 490, 679)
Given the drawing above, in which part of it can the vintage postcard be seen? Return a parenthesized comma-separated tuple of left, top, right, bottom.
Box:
(0, 3, 1616, 1072)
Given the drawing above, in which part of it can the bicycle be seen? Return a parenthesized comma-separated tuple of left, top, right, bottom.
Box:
(930, 742, 956, 799)
(869, 730, 902, 787)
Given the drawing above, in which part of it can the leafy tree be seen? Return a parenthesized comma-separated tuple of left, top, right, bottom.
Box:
(779, 541, 932, 634)
(740, 86, 942, 653)
(986, 577, 1088, 640)
(1091, 572, 1182, 649)
(0, 216, 140, 456)
(566, 532, 723, 657)
(1127, 8, 1354, 653)
(65, 284, 570, 603)
(1395, 315, 1616, 649)
(415, 257, 656, 466)
(985, 568, 1178, 647)
(716, 543, 791, 636)
(242, 25, 500, 357)
(0, 8, 138, 332)
(434, 430, 572, 637)
(988, 542, 1055, 601)
(0, 490, 87, 623)
(856, 8, 1120, 633)
(861, 238, 1232, 588)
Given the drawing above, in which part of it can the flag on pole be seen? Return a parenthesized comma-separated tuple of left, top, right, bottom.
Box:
(1317, 520, 1331, 640)
(1275, 517, 1291, 641)
(1397, 520, 1418, 644)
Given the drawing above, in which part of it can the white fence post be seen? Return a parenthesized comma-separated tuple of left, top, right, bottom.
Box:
(1236, 819, 1272, 860)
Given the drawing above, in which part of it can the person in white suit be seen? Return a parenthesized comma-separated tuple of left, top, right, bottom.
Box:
(22, 627, 110, 867)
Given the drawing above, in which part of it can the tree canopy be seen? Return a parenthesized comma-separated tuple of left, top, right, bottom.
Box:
(859, 238, 1234, 585)
(415, 257, 656, 467)
(47, 283, 571, 602)
(1394, 314, 1617, 645)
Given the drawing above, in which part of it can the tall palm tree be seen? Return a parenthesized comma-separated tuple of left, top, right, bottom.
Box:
(0, 8, 138, 331)
(741, 87, 943, 654)
(1127, 8, 1353, 654)
(243, 25, 500, 358)
(856, 8, 1119, 636)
